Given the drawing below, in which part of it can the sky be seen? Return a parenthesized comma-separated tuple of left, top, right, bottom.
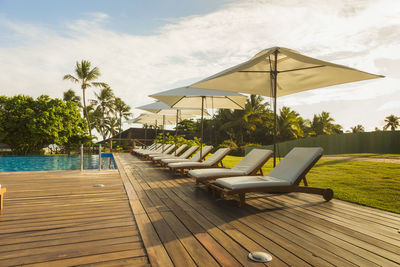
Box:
(0, 0, 399, 132)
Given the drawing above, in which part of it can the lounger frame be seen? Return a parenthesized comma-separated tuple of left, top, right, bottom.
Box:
(193, 152, 272, 185)
(209, 154, 333, 206)
(168, 148, 221, 175)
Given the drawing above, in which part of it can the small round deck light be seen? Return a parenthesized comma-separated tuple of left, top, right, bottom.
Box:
(94, 184, 105, 187)
(248, 251, 272, 263)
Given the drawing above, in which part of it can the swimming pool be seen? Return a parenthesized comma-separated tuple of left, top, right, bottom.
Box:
(0, 153, 117, 172)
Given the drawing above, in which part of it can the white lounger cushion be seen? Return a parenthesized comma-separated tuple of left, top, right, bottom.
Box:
(152, 145, 188, 161)
(141, 144, 172, 155)
(162, 146, 213, 164)
(188, 148, 272, 179)
(168, 161, 205, 169)
(189, 168, 247, 179)
(216, 176, 291, 190)
(268, 147, 323, 185)
(168, 148, 230, 169)
(232, 149, 273, 173)
(216, 147, 323, 190)
(162, 158, 196, 164)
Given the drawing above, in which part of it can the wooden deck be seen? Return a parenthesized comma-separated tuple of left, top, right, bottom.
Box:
(1, 154, 399, 266)
(0, 170, 149, 266)
(114, 153, 400, 267)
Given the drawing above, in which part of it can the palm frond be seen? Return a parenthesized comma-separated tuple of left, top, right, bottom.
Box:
(63, 74, 79, 83)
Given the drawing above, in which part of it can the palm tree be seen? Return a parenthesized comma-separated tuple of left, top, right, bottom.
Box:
(63, 89, 81, 107)
(310, 111, 343, 136)
(91, 86, 115, 141)
(114, 97, 132, 137)
(217, 95, 271, 144)
(383, 115, 400, 131)
(351, 124, 365, 133)
(63, 60, 108, 138)
(105, 117, 119, 139)
(277, 106, 304, 141)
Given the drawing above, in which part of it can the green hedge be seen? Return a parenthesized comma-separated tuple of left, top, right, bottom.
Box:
(245, 131, 400, 157)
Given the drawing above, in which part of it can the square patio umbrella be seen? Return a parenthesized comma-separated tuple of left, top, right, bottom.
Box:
(129, 113, 192, 149)
(137, 101, 209, 154)
(189, 46, 384, 165)
(150, 87, 247, 159)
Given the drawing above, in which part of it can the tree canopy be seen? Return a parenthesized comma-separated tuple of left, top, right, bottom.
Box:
(0, 95, 90, 154)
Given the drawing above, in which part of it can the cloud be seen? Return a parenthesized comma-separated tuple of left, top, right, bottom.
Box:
(378, 101, 400, 111)
(0, 0, 399, 132)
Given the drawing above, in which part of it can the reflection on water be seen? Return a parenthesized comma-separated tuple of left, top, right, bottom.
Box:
(0, 154, 117, 172)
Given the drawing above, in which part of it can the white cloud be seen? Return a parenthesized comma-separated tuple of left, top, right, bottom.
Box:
(378, 101, 400, 111)
(0, 0, 399, 132)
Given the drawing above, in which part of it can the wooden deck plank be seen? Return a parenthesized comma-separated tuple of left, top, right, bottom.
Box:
(0, 169, 149, 266)
(117, 153, 400, 267)
(1, 153, 399, 267)
(114, 154, 174, 267)
(169, 179, 352, 266)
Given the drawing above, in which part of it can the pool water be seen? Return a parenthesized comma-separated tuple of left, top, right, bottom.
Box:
(0, 153, 117, 172)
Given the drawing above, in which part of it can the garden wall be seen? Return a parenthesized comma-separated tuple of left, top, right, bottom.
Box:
(245, 131, 400, 157)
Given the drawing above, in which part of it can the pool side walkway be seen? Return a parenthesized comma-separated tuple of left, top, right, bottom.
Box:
(114, 153, 400, 267)
(0, 170, 149, 266)
(322, 156, 400, 164)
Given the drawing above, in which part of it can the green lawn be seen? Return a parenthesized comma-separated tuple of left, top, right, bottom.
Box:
(220, 155, 400, 214)
(326, 153, 400, 159)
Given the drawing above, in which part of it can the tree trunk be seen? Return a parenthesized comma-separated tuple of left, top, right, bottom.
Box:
(82, 88, 92, 139)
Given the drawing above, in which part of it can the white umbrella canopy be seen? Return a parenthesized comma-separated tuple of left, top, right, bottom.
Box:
(130, 113, 191, 125)
(149, 87, 247, 110)
(189, 46, 384, 165)
(136, 101, 210, 116)
(150, 87, 247, 159)
(137, 101, 209, 153)
(189, 46, 383, 96)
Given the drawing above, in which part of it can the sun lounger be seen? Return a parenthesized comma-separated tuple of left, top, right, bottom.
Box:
(0, 185, 6, 210)
(159, 145, 199, 166)
(132, 143, 159, 154)
(133, 143, 162, 156)
(146, 144, 177, 160)
(161, 145, 213, 167)
(138, 143, 173, 158)
(168, 147, 231, 175)
(210, 147, 333, 206)
(188, 148, 273, 185)
(151, 144, 188, 163)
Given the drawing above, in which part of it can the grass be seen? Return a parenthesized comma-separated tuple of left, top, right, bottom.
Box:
(221, 155, 400, 214)
(326, 153, 400, 159)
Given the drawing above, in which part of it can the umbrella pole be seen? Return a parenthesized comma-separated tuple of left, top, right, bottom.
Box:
(155, 119, 158, 146)
(175, 109, 179, 155)
(162, 115, 166, 152)
(144, 125, 147, 148)
(273, 50, 278, 167)
(200, 96, 205, 160)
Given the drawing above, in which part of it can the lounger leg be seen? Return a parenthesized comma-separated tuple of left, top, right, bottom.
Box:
(239, 193, 245, 207)
(295, 186, 333, 201)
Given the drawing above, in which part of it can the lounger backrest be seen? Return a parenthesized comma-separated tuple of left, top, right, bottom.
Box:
(151, 143, 165, 153)
(162, 144, 176, 154)
(268, 147, 323, 185)
(173, 144, 188, 155)
(202, 148, 231, 165)
(179, 145, 199, 158)
(190, 145, 213, 161)
(149, 143, 159, 150)
(232, 149, 273, 174)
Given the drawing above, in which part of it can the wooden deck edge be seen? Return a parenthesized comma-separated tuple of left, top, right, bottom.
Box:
(113, 153, 174, 267)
